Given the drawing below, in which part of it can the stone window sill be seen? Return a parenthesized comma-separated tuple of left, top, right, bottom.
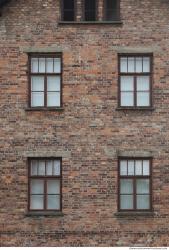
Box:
(114, 211, 155, 217)
(25, 107, 64, 112)
(25, 211, 64, 217)
(116, 107, 155, 111)
(58, 21, 122, 25)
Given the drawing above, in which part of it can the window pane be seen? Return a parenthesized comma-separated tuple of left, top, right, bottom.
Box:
(136, 57, 142, 72)
(137, 92, 150, 106)
(31, 58, 38, 73)
(31, 160, 38, 176)
(120, 160, 127, 176)
(54, 58, 61, 73)
(30, 195, 44, 209)
(39, 58, 46, 73)
(47, 76, 60, 91)
(136, 179, 150, 194)
(54, 160, 61, 175)
(143, 57, 150, 72)
(137, 195, 150, 209)
(46, 160, 53, 175)
(64, 0, 74, 9)
(105, 0, 118, 20)
(31, 92, 44, 107)
(47, 92, 60, 107)
(120, 57, 127, 73)
(63, 10, 74, 21)
(137, 76, 150, 91)
(31, 76, 44, 91)
(143, 160, 150, 175)
(38, 161, 45, 175)
(47, 180, 60, 194)
(128, 160, 134, 175)
(30, 180, 44, 194)
(46, 58, 54, 73)
(120, 195, 133, 209)
(47, 195, 60, 210)
(120, 179, 133, 194)
(121, 92, 134, 106)
(135, 160, 142, 175)
(128, 57, 135, 72)
(121, 76, 134, 91)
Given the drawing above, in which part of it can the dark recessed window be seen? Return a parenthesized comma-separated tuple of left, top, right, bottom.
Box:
(62, 0, 75, 21)
(28, 158, 62, 211)
(118, 158, 152, 211)
(29, 54, 62, 108)
(118, 54, 152, 108)
(105, 0, 119, 21)
(84, 0, 96, 21)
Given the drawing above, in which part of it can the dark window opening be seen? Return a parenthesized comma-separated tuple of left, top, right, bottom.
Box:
(105, 0, 119, 21)
(84, 0, 96, 21)
(62, 0, 75, 21)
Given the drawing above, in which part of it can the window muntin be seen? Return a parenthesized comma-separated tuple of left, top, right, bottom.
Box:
(118, 158, 152, 211)
(84, 0, 96, 21)
(119, 55, 152, 108)
(29, 158, 62, 211)
(29, 54, 62, 108)
(105, 0, 119, 21)
(62, 0, 75, 21)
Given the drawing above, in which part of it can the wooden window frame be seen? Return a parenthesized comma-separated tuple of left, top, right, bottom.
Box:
(82, 0, 98, 21)
(28, 158, 62, 212)
(61, 0, 76, 21)
(104, 0, 120, 21)
(118, 157, 153, 212)
(28, 53, 62, 110)
(118, 54, 153, 109)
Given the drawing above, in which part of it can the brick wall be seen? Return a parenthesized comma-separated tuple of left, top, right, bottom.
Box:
(1, 0, 169, 246)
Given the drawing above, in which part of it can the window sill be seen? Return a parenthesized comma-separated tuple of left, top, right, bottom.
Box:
(58, 21, 122, 25)
(25, 211, 64, 217)
(25, 107, 64, 112)
(114, 211, 154, 217)
(116, 107, 155, 111)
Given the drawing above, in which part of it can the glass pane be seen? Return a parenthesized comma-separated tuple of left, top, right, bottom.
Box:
(31, 160, 38, 176)
(137, 76, 150, 91)
(47, 180, 60, 194)
(31, 180, 44, 194)
(54, 58, 61, 73)
(120, 195, 133, 209)
(46, 58, 53, 73)
(121, 92, 134, 106)
(137, 92, 150, 106)
(64, 0, 74, 9)
(31, 76, 44, 91)
(47, 76, 60, 91)
(30, 195, 44, 209)
(54, 160, 61, 175)
(46, 160, 53, 175)
(137, 195, 150, 209)
(135, 160, 142, 175)
(136, 57, 142, 72)
(120, 57, 127, 73)
(47, 195, 60, 210)
(120, 179, 133, 194)
(31, 58, 38, 73)
(128, 160, 134, 175)
(38, 161, 45, 175)
(31, 92, 44, 107)
(128, 57, 135, 72)
(143, 57, 150, 72)
(120, 160, 127, 176)
(39, 58, 46, 73)
(143, 160, 150, 175)
(136, 179, 150, 194)
(121, 76, 134, 91)
(47, 92, 60, 107)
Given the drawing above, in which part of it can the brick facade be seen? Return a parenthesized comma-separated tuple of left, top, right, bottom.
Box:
(0, 0, 169, 247)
